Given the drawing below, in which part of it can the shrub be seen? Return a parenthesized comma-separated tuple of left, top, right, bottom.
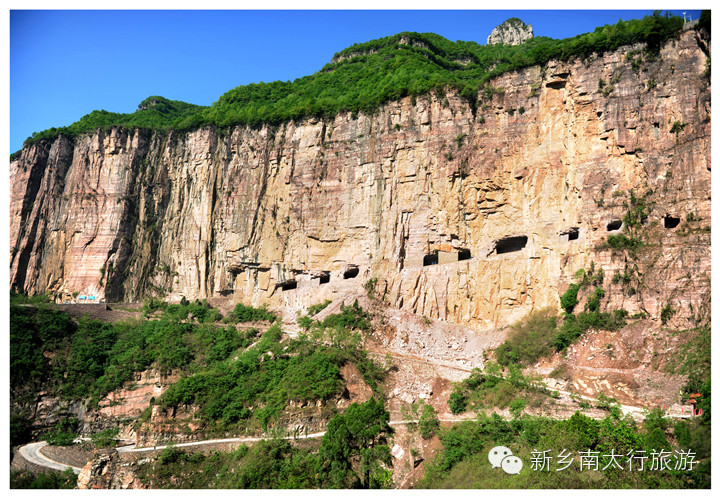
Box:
(623, 192, 650, 228)
(307, 299, 332, 316)
(159, 445, 185, 465)
(91, 428, 119, 448)
(660, 303, 675, 324)
(585, 287, 605, 312)
(670, 120, 687, 135)
(644, 427, 671, 451)
(297, 315, 314, 329)
(10, 413, 33, 448)
(448, 390, 467, 414)
(142, 297, 167, 315)
(447, 363, 550, 414)
(560, 283, 580, 313)
(643, 407, 669, 433)
(318, 300, 370, 332)
(232, 303, 276, 322)
(614, 309, 629, 320)
(318, 398, 393, 488)
(509, 398, 526, 418)
(364, 278, 378, 298)
(607, 234, 641, 250)
(45, 418, 78, 446)
(674, 420, 692, 448)
(564, 411, 600, 449)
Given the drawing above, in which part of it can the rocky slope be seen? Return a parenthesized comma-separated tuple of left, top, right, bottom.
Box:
(10, 26, 710, 333)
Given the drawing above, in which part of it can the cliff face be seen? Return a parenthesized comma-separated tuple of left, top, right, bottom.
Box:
(9, 27, 710, 331)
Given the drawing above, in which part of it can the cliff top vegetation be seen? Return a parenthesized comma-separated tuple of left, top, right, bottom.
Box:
(15, 12, 693, 153)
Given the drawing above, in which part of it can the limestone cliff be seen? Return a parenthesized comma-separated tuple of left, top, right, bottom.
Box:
(9, 26, 710, 331)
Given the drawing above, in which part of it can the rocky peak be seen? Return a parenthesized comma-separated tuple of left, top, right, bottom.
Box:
(487, 17, 534, 46)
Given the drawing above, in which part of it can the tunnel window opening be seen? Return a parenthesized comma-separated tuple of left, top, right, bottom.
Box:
(458, 248, 472, 261)
(423, 253, 439, 266)
(318, 273, 330, 284)
(495, 236, 528, 254)
(568, 228, 579, 241)
(607, 219, 623, 231)
(343, 267, 359, 279)
(664, 215, 680, 229)
(279, 280, 297, 291)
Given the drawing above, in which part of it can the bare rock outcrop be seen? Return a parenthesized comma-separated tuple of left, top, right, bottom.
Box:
(76, 450, 144, 489)
(487, 18, 533, 46)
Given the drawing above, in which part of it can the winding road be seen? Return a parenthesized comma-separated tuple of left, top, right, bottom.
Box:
(18, 441, 84, 475)
(18, 417, 477, 474)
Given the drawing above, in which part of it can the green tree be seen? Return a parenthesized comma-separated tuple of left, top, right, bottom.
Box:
(318, 398, 394, 488)
(419, 403, 440, 439)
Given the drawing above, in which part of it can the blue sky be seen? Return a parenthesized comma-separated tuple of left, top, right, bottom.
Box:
(10, 9, 703, 152)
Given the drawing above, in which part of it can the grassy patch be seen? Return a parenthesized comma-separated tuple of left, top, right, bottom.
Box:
(447, 362, 553, 414)
(551, 310, 625, 351)
(10, 291, 52, 305)
(495, 309, 558, 366)
(231, 302, 277, 323)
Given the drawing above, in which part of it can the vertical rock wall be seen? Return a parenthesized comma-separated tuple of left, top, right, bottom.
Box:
(9, 28, 710, 331)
